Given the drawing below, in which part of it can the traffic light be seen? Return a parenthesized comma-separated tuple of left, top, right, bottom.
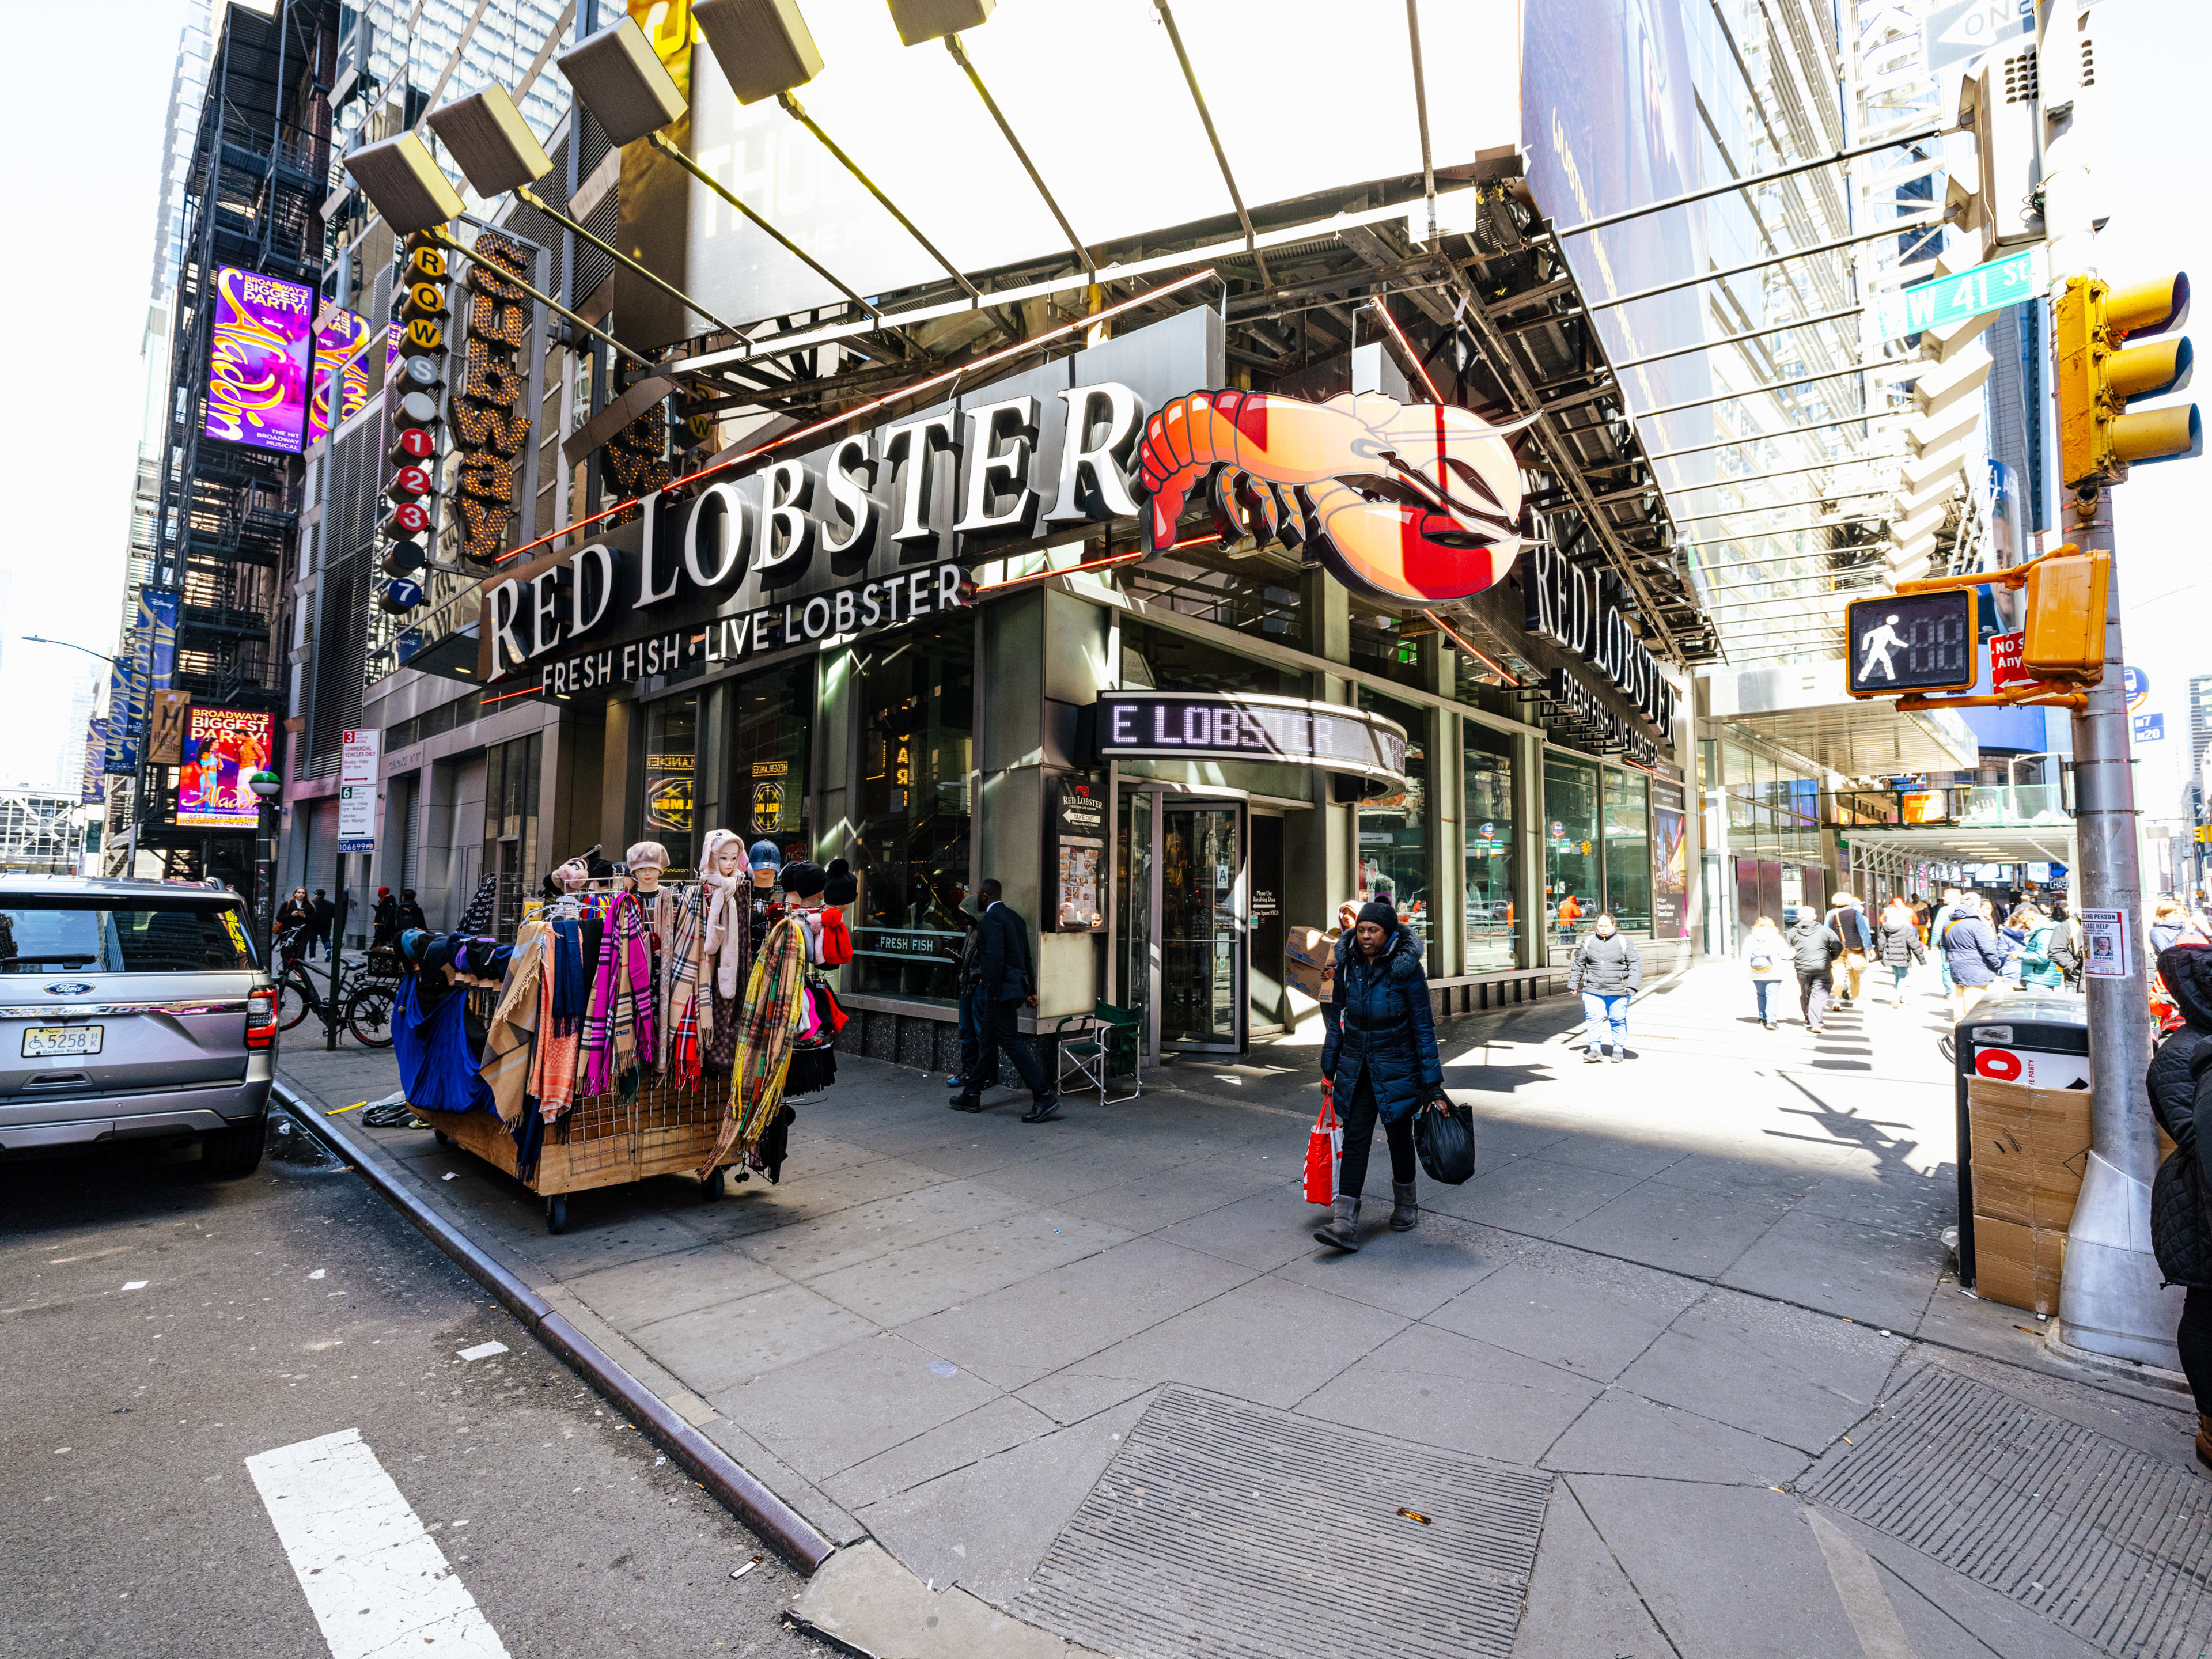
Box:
(2021, 546, 2111, 685)
(2054, 274, 2200, 490)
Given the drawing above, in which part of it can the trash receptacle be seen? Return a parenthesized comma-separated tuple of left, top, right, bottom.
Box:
(1953, 988, 2089, 1292)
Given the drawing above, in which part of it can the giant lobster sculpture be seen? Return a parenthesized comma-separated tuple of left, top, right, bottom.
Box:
(1133, 388, 1535, 607)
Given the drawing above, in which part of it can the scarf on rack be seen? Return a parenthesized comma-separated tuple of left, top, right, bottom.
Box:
(532, 921, 585, 1122)
(699, 915, 809, 1178)
(658, 883, 704, 1072)
(581, 892, 655, 1097)
(548, 918, 590, 1033)
(480, 919, 546, 1126)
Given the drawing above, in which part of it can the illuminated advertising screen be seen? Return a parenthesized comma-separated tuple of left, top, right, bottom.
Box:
(203, 267, 313, 454)
(309, 305, 373, 444)
(386, 320, 405, 383)
(177, 707, 274, 830)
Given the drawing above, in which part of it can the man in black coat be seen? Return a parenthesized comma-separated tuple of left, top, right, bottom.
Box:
(952, 879, 1060, 1122)
(309, 889, 335, 961)
(2150, 944, 2212, 1469)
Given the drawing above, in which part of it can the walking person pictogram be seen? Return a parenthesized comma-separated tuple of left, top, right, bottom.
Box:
(1860, 613, 1906, 682)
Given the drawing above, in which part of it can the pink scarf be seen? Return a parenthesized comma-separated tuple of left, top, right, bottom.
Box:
(581, 892, 656, 1096)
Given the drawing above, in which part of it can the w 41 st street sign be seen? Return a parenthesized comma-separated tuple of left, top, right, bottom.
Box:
(1872, 245, 2047, 343)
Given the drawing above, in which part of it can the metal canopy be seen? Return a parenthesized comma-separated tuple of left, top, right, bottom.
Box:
(1722, 700, 1976, 777)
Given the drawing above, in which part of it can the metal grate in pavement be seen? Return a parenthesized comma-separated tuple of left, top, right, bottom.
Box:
(1017, 1386, 1551, 1659)
(1801, 1363, 2212, 1658)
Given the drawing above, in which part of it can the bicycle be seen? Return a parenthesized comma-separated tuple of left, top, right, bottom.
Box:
(272, 927, 402, 1048)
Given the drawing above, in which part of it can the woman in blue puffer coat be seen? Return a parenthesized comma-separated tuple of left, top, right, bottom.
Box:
(1316, 900, 1444, 1252)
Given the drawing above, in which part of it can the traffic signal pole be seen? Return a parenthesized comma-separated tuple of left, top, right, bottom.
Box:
(2039, 0, 2182, 1369)
(2056, 484, 2175, 1366)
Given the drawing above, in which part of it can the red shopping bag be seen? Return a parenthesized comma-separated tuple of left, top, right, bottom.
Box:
(1304, 1082, 1342, 1205)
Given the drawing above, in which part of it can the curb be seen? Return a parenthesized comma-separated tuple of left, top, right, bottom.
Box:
(271, 1079, 836, 1576)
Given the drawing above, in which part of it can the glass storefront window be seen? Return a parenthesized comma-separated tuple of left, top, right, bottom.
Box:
(639, 695, 696, 871)
(1603, 768, 1651, 934)
(732, 664, 810, 853)
(851, 616, 974, 1004)
(1356, 688, 1430, 969)
(481, 733, 540, 943)
(1463, 722, 1515, 972)
(1543, 753, 1598, 956)
(1119, 618, 1305, 698)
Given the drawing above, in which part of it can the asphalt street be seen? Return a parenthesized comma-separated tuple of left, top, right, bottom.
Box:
(0, 1116, 819, 1659)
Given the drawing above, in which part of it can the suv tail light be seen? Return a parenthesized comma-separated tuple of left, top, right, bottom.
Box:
(247, 987, 278, 1050)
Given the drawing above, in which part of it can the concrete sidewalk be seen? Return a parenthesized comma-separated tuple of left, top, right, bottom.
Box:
(282, 961, 2210, 1658)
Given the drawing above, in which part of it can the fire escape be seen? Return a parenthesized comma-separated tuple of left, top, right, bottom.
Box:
(142, 0, 339, 859)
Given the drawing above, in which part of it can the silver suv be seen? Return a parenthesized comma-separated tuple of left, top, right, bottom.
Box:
(0, 876, 277, 1177)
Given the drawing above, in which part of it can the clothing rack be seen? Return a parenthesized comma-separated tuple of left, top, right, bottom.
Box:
(419, 877, 743, 1233)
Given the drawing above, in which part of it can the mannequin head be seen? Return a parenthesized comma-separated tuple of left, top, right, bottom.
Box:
(554, 857, 590, 894)
(698, 830, 742, 885)
(749, 839, 781, 891)
(780, 862, 827, 911)
(625, 840, 670, 894)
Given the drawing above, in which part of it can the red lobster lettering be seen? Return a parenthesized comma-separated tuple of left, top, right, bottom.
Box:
(1134, 389, 1532, 606)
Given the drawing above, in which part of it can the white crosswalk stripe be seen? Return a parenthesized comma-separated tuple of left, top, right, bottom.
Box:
(245, 1428, 509, 1659)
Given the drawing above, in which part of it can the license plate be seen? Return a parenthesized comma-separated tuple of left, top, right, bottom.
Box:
(24, 1026, 103, 1058)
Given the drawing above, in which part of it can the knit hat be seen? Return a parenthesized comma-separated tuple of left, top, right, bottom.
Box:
(780, 860, 827, 899)
(823, 857, 858, 906)
(1355, 899, 1399, 933)
(2160, 944, 2212, 1032)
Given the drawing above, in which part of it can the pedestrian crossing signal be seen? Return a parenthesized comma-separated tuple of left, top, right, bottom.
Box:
(1845, 589, 1975, 696)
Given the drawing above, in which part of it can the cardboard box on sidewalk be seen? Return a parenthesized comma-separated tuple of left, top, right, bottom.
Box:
(1285, 926, 1339, 1003)
(1968, 1077, 2093, 1231)
(1972, 1213, 2066, 1316)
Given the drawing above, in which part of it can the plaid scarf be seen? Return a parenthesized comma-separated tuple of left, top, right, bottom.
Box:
(581, 892, 656, 1097)
(699, 916, 809, 1176)
(658, 885, 704, 1070)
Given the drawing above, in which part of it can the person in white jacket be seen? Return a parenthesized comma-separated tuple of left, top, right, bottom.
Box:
(1742, 916, 1789, 1030)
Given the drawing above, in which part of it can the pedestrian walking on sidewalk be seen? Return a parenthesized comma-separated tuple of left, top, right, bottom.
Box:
(1743, 916, 1789, 1028)
(2146, 944, 2212, 1469)
(1788, 910, 1843, 1033)
(1942, 898, 2009, 1021)
(1567, 911, 1642, 1062)
(309, 888, 335, 960)
(1874, 897, 1926, 1009)
(2018, 906, 2065, 991)
(1824, 891, 1872, 1006)
(1930, 887, 1964, 995)
(1315, 900, 1444, 1252)
(950, 880, 1060, 1123)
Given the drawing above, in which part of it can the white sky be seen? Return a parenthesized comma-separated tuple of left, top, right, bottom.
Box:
(0, 0, 2203, 805)
(0, 0, 184, 789)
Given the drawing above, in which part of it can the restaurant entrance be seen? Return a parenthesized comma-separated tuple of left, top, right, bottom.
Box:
(1116, 786, 1256, 1058)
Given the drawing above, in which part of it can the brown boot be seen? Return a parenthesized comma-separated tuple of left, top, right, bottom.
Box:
(2197, 1415, 2212, 1472)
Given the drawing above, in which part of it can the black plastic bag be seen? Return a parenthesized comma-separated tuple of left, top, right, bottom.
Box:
(1413, 1096, 1476, 1185)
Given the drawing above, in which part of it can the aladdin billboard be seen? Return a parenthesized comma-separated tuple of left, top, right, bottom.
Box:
(204, 267, 314, 454)
(177, 706, 275, 830)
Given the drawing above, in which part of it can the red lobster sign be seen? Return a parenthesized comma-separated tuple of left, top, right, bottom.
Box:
(1134, 389, 1532, 607)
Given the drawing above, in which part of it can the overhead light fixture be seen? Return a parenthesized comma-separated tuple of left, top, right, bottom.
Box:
(694, 0, 823, 104)
(344, 131, 464, 234)
(556, 16, 687, 145)
(684, 0, 983, 301)
(888, 0, 993, 46)
(425, 84, 552, 197)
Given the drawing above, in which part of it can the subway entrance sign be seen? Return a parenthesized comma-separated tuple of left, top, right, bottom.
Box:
(1872, 245, 2044, 343)
(1846, 590, 1975, 696)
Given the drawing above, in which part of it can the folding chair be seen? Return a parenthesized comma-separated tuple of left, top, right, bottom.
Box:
(1051, 1002, 1142, 1106)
